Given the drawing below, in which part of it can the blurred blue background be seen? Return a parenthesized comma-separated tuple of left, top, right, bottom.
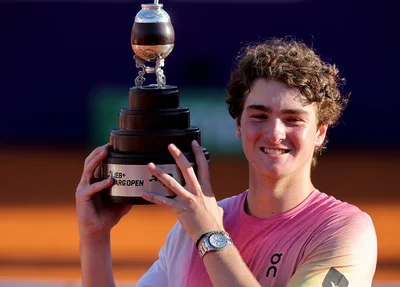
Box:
(0, 0, 397, 150)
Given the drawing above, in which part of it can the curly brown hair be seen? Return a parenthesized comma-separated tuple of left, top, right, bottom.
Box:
(226, 37, 350, 167)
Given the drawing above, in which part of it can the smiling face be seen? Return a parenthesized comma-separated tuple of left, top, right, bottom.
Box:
(236, 78, 328, 180)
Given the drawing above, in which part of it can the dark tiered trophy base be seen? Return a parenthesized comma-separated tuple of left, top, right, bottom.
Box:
(102, 85, 209, 205)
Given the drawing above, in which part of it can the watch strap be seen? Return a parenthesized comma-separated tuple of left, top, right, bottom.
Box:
(196, 232, 208, 249)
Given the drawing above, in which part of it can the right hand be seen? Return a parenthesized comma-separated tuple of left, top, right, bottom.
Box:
(75, 144, 132, 240)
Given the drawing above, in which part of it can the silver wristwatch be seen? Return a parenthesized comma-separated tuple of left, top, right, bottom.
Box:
(197, 231, 233, 259)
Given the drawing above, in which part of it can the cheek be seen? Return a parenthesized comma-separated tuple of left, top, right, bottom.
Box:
(243, 123, 263, 141)
(290, 126, 314, 147)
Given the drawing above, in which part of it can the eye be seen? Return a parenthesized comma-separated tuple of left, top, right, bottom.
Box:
(251, 114, 268, 120)
(286, 117, 302, 122)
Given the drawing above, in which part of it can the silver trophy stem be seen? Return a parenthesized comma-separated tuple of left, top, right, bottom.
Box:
(134, 54, 166, 88)
(134, 55, 146, 87)
(156, 57, 166, 87)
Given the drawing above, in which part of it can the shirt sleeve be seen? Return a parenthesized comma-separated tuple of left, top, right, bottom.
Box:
(286, 211, 377, 287)
(135, 221, 180, 287)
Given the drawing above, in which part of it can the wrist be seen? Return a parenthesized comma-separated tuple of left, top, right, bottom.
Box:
(79, 232, 111, 248)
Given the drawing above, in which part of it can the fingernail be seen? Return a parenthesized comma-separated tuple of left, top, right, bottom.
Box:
(169, 143, 177, 151)
(192, 140, 199, 147)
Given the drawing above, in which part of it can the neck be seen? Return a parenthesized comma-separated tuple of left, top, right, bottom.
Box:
(245, 166, 315, 218)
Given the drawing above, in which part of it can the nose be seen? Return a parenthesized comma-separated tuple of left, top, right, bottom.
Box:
(264, 119, 286, 143)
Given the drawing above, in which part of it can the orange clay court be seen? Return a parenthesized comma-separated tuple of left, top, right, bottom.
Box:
(0, 148, 399, 284)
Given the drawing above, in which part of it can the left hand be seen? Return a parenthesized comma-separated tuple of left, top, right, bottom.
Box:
(142, 140, 224, 242)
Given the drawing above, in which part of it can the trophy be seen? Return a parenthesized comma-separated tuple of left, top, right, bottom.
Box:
(102, 0, 209, 205)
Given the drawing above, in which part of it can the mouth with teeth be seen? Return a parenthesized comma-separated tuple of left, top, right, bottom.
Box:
(260, 147, 291, 155)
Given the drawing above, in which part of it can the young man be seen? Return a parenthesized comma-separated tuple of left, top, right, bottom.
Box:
(76, 38, 377, 286)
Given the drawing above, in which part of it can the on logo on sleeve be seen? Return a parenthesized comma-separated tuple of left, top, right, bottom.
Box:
(322, 267, 349, 287)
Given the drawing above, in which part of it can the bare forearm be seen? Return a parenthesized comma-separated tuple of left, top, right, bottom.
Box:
(203, 245, 261, 287)
(79, 233, 116, 287)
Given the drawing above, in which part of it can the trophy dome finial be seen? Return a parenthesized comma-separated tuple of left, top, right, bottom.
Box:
(131, 3, 175, 62)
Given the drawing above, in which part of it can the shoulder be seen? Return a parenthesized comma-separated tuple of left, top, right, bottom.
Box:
(302, 191, 373, 227)
(308, 191, 375, 229)
(288, 193, 378, 286)
(305, 191, 377, 258)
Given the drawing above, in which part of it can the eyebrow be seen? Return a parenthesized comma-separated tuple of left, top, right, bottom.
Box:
(246, 104, 310, 116)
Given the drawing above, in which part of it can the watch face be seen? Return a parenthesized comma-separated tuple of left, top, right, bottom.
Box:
(209, 233, 227, 248)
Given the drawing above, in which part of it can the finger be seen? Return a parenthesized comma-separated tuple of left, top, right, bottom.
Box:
(84, 143, 109, 168)
(80, 148, 109, 185)
(167, 143, 199, 189)
(192, 140, 213, 196)
(93, 165, 102, 181)
(76, 177, 113, 201)
(147, 162, 189, 198)
(81, 144, 108, 181)
(142, 190, 177, 209)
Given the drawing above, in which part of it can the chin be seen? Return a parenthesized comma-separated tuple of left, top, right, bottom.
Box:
(257, 164, 290, 179)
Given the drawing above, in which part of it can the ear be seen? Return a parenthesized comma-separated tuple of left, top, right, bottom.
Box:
(314, 124, 328, 147)
(235, 118, 242, 140)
